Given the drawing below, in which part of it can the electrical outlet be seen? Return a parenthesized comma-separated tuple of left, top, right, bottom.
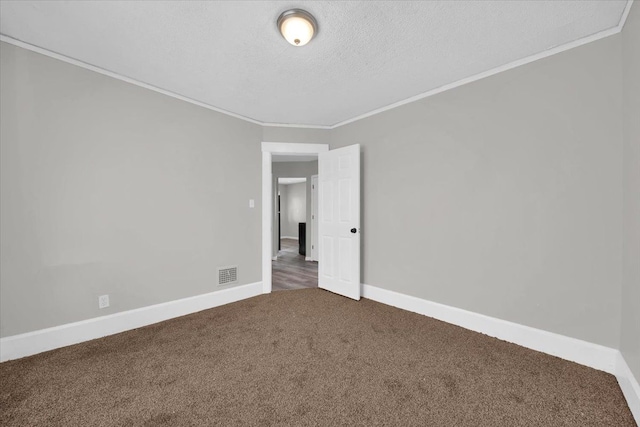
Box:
(98, 295, 110, 309)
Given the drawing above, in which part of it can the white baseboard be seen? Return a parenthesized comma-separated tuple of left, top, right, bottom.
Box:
(361, 284, 617, 372)
(2, 281, 637, 424)
(616, 352, 640, 424)
(361, 284, 639, 423)
(305, 257, 313, 261)
(272, 256, 278, 261)
(281, 236, 298, 240)
(0, 281, 263, 362)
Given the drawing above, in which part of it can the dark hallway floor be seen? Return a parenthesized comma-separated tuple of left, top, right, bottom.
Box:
(272, 238, 318, 291)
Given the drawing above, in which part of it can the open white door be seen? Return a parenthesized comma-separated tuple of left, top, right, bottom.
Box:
(318, 144, 360, 300)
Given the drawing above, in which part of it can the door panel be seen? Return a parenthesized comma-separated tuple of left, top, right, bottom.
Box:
(318, 144, 360, 300)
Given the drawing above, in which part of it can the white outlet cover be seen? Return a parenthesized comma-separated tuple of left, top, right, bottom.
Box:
(98, 295, 110, 309)
(249, 199, 255, 208)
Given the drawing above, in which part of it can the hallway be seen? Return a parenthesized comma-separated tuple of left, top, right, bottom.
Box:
(272, 238, 318, 291)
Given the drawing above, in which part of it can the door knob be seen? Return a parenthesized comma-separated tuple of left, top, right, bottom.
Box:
(350, 228, 357, 233)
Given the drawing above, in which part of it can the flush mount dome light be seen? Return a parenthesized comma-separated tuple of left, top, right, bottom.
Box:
(277, 9, 318, 46)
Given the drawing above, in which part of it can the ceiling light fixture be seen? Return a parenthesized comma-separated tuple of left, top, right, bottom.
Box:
(277, 9, 317, 47)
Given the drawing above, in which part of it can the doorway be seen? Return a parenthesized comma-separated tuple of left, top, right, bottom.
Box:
(261, 143, 328, 294)
(272, 176, 317, 291)
(262, 142, 361, 300)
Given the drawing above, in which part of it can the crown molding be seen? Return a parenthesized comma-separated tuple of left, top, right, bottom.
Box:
(0, 34, 332, 130)
(1, 0, 633, 131)
(0, 34, 268, 126)
(261, 122, 331, 130)
(329, 1, 633, 129)
(620, 0, 635, 31)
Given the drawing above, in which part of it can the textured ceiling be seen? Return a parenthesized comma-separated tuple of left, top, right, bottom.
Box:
(0, 1, 629, 127)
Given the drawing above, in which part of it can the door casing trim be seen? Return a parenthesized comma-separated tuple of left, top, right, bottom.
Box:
(261, 142, 329, 293)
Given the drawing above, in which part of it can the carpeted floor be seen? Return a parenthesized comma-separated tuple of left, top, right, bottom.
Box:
(0, 289, 635, 426)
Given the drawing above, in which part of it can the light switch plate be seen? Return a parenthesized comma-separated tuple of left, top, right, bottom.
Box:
(249, 199, 255, 208)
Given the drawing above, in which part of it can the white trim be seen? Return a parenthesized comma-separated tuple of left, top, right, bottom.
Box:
(310, 174, 319, 262)
(330, 25, 626, 128)
(0, 35, 331, 129)
(262, 142, 329, 154)
(361, 283, 640, 422)
(0, 35, 329, 130)
(0, 282, 262, 362)
(0, 35, 266, 126)
(262, 142, 329, 295)
(3, 5, 633, 132)
(262, 122, 330, 130)
(620, 1, 635, 31)
(361, 284, 618, 374)
(330, 1, 632, 128)
(262, 150, 273, 294)
(281, 236, 298, 240)
(616, 352, 640, 425)
(272, 256, 278, 261)
(305, 257, 313, 261)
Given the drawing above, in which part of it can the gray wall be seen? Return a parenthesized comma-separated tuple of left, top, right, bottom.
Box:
(272, 161, 318, 257)
(1, 20, 636, 372)
(621, 3, 640, 382)
(330, 35, 624, 348)
(280, 182, 306, 238)
(263, 126, 330, 145)
(0, 42, 262, 337)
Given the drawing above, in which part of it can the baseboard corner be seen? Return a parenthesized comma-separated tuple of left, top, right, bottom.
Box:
(361, 283, 637, 421)
(616, 351, 640, 425)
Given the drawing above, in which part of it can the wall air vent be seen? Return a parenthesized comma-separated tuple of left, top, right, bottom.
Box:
(217, 266, 238, 286)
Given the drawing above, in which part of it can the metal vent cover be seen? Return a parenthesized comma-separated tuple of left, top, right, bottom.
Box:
(217, 266, 238, 286)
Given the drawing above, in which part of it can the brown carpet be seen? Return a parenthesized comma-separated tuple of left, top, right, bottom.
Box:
(0, 289, 635, 426)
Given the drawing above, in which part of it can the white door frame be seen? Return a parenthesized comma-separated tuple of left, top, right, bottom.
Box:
(262, 142, 329, 294)
(310, 174, 319, 262)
